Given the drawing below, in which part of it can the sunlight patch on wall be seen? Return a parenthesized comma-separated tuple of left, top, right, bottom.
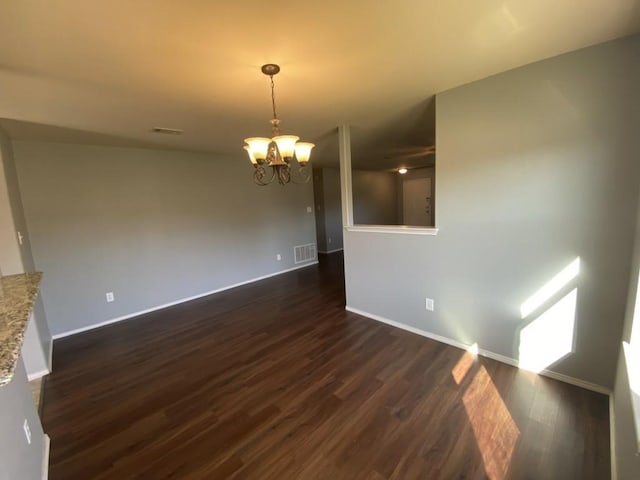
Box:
(462, 365, 520, 479)
(519, 288, 577, 373)
(624, 267, 640, 452)
(624, 342, 640, 398)
(630, 269, 640, 347)
(520, 257, 580, 319)
(623, 342, 640, 452)
(474, 3, 525, 48)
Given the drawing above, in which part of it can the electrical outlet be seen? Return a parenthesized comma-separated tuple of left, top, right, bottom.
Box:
(23, 419, 31, 445)
(276, 254, 281, 261)
(306, 206, 312, 213)
(17, 231, 24, 245)
(425, 298, 435, 311)
(328, 237, 332, 244)
(106, 292, 115, 303)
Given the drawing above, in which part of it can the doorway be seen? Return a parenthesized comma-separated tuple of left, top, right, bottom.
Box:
(402, 176, 433, 226)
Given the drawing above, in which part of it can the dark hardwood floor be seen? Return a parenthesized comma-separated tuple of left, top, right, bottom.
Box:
(43, 253, 610, 479)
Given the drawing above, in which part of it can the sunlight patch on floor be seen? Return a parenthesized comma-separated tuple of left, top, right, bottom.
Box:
(452, 343, 478, 385)
(462, 365, 520, 480)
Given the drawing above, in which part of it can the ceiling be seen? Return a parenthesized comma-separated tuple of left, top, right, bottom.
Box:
(0, 0, 639, 169)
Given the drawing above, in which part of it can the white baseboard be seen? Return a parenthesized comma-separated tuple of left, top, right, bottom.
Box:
(346, 305, 470, 350)
(318, 248, 344, 254)
(52, 261, 318, 340)
(610, 396, 618, 480)
(27, 337, 52, 380)
(345, 305, 611, 395)
(42, 434, 50, 480)
(27, 368, 50, 382)
(28, 338, 55, 381)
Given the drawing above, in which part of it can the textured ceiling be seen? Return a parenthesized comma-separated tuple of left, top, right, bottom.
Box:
(0, 0, 639, 169)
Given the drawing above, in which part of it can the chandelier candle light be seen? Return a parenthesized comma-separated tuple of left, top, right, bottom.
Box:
(243, 64, 314, 185)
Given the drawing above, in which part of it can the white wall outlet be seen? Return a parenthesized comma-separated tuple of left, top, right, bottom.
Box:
(17, 231, 24, 245)
(306, 206, 312, 213)
(276, 254, 282, 261)
(23, 419, 31, 445)
(106, 292, 115, 303)
(425, 298, 435, 311)
(328, 237, 332, 244)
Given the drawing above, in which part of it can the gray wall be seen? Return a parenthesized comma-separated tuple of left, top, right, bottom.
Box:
(352, 169, 398, 225)
(0, 127, 51, 377)
(612, 186, 640, 479)
(14, 141, 317, 336)
(0, 129, 24, 274)
(312, 169, 328, 252)
(322, 168, 344, 251)
(313, 168, 343, 253)
(0, 359, 45, 480)
(344, 35, 640, 388)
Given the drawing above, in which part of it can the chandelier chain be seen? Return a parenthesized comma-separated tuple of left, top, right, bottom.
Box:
(270, 75, 278, 120)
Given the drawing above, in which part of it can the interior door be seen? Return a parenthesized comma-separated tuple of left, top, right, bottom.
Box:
(402, 177, 432, 226)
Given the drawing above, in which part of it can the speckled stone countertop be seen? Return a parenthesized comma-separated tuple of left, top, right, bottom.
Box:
(0, 272, 42, 387)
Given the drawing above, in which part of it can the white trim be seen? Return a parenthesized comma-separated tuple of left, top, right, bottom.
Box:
(345, 225, 439, 236)
(345, 305, 610, 395)
(346, 305, 469, 349)
(318, 248, 344, 254)
(42, 434, 50, 480)
(610, 396, 618, 480)
(47, 338, 53, 373)
(53, 262, 318, 340)
(338, 124, 353, 227)
(27, 368, 50, 382)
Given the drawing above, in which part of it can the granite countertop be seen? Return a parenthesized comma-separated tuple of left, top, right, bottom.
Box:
(0, 272, 42, 387)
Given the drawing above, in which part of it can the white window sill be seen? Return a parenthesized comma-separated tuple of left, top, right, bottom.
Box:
(344, 225, 439, 235)
(623, 341, 640, 453)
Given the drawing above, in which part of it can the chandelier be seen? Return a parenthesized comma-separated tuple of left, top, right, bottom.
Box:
(243, 64, 314, 186)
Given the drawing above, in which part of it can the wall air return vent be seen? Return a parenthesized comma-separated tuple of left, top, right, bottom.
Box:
(294, 243, 317, 264)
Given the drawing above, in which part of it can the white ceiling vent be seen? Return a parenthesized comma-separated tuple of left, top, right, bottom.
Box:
(151, 127, 183, 135)
(294, 243, 316, 264)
